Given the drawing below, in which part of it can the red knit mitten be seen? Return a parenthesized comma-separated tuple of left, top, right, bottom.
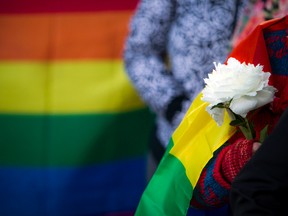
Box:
(221, 138, 254, 183)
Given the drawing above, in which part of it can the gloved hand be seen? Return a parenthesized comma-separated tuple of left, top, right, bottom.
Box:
(221, 138, 260, 183)
(164, 94, 191, 129)
(170, 99, 192, 130)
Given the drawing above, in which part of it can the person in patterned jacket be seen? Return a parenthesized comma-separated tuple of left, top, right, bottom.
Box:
(123, 1, 245, 215)
(124, 0, 244, 176)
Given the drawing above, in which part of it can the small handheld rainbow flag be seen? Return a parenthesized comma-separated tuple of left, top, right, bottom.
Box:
(135, 93, 235, 215)
(135, 15, 287, 215)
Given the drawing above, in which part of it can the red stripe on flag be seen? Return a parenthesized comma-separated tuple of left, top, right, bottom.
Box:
(0, 0, 139, 14)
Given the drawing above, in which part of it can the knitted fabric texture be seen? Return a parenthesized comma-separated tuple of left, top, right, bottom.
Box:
(190, 108, 281, 208)
(190, 139, 254, 209)
(190, 146, 231, 209)
(221, 138, 254, 183)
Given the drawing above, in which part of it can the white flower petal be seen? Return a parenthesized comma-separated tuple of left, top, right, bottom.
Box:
(202, 57, 276, 119)
(230, 86, 276, 117)
(230, 96, 258, 117)
(206, 106, 225, 126)
(254, 86, 277, 109)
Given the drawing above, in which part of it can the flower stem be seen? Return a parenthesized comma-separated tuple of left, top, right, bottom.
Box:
(227, 108, 255, 140)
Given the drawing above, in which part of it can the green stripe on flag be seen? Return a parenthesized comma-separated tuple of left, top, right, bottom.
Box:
(135, 139, 192, 216)
(0, 108, 154, 166)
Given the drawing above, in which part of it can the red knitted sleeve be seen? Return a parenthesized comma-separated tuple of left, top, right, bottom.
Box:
(221, 138, 254, 183)
(190, 106, 280, 208)
(190, 138, 254, 208)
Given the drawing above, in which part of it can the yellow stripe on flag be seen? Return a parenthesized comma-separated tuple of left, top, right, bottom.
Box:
(170, 93, 236, 187)
(0, 60, 145, 114)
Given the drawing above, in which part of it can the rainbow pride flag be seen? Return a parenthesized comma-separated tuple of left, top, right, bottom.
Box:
(0, 0, 155, 215)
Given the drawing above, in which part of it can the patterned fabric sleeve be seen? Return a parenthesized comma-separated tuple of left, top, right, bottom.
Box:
(124, 0, 241, 119)
(190, 138, 255, 209)
(190, 106, 279, 208)
(190, 144, 231, 209)
(124, 0, 185, 117)
(167, 0, 242, 99)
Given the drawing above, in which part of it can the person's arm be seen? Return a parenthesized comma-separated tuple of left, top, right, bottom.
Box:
(124, 0, 241, 127)
(190, 108, 274, 209)
(190, 137, 255, 209)
(230, 107, 288, 216)
(123, 0, 186, 120)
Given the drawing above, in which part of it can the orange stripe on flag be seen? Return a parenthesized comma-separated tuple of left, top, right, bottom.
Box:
(0, 12, 133, 60)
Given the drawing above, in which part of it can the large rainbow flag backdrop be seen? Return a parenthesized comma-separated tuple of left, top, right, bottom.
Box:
(0, 0, 155, 215)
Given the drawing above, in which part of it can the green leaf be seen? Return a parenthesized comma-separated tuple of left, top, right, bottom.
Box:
(238, 118, 256, 140)
(247, 121, 256, 139)
(211, 103, 225, 109)
(230, 119, 246, 127)
(233, 113, 246, 122)
(260, 125, 269, 143)
(239, 125, 253, 140)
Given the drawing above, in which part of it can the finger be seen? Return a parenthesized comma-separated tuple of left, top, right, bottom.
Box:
(252, 142, 261, 154)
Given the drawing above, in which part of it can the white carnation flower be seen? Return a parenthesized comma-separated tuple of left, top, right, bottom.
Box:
(202, 57, 277, 126)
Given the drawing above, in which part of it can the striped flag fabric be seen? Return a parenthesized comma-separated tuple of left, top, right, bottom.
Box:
(0, 0, 155, 215)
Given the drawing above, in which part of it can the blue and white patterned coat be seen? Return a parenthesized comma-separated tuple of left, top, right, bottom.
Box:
(124, 0, 245, 148)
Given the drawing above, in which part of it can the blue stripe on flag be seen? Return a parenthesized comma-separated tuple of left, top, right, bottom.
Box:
(0, 156, 147, 216)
